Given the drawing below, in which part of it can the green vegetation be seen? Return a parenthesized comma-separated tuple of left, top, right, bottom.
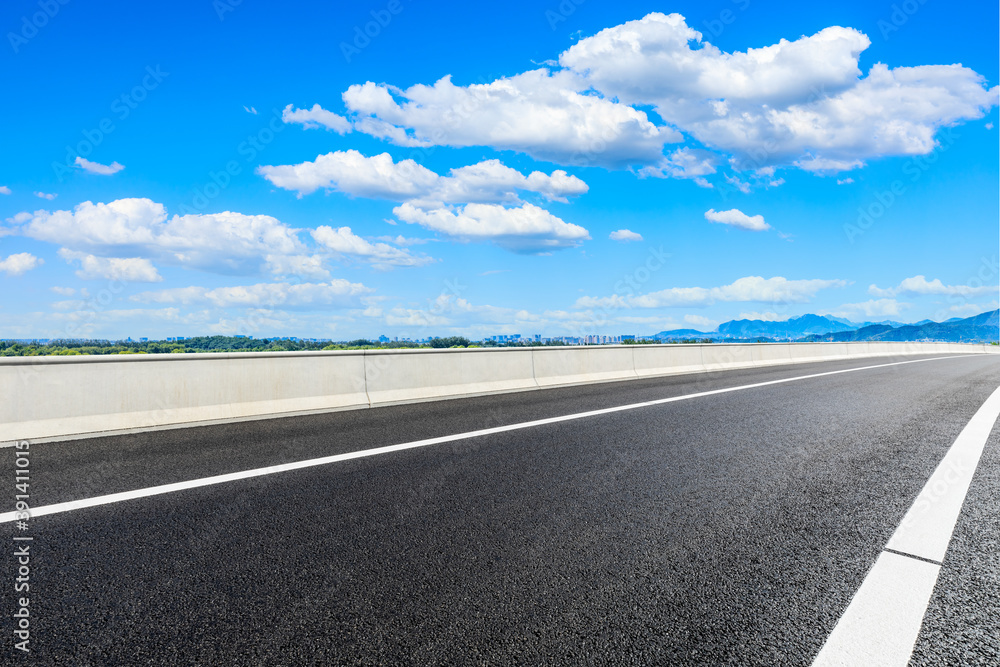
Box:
(0, 335, 484, 357)
(427, 336, 471, 348)
(0, 334, 716, 356)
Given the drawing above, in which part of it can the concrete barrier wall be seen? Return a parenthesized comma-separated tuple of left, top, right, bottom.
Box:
(364, 348, 537, 406)
(1, 342, 992, 442)
(702, 344, 756, 371)
(2, 351, 370, 441)
(633, 345, 706, 377)
(532, 346, 636, 387)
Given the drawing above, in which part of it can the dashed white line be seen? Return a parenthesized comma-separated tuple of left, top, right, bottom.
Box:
(813, 384, 1000, 666)
(0, 356, 968, 525)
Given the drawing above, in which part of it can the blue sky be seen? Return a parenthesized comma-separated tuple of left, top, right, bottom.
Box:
(1, 0, 997, 340)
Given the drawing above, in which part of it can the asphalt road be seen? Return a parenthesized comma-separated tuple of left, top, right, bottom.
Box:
(3, 354, 999, 665)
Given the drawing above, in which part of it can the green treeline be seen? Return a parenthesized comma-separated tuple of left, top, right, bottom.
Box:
(0, 336, 477, 357)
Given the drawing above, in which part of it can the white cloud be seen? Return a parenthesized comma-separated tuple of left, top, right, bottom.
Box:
(559, 13, 996, 173)
(351, 116, 433, 148)
(374, 234, 432, 247)
(259, 150, 438, 199)
(50, 298, 87, 311)
(561, 14, 869, 108)
(836, 178, 855, 185)
(35, 192, 57, 200)
(51, 286, 87, 297)
(311, 225, 433, 268)
(609, 229, 643, 242)
(383, 293, 541, 329)
(0, 252, 42, 276)
(288, 13, 995, 184)
(832, 298, 907, 318)
(281, 103, 352, 133)
(10, 198, 435, 276)
(75, 156, 125, 175)
(705, 208, 770, 231)
(393, 202, 590, 254)
(869, 275, 997, 298)
(270, 13, 995, 186)
(131, 279, 373, 309)
(13, 198, 315, 276)
(0, 186, 10, 195)
(724, 174, 751, 194)
(944, 301, 998, 316)
(794, 157, 864, 174)
(258, 150, 587, 204)
(618, 316, 676, 325)
(432, 159, 588, 205)
(262, 254, 331, 280)
(384, 304, 454, 328)
(342, 69, 681, 168)
(576, 276, 847, 308)
(58, 249, 162, 282)
(684, 314, 716, 329)
(244, 105, 258, 114)
(639, 148, 718, 180)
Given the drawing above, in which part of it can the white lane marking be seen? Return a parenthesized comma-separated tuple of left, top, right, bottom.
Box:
(813, 384, 1000, 666)
(813, 552, 941, 667)
(886, 385, 1000, 562)
(0, 356, 966, 524)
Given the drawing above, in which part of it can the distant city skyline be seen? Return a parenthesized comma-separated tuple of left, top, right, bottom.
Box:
(1, 1, 997, 340)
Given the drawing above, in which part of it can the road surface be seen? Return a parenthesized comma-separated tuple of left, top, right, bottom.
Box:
(3, 353, 998, 665)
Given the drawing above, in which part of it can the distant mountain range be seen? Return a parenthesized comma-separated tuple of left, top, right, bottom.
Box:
(653, 310, 999, 344)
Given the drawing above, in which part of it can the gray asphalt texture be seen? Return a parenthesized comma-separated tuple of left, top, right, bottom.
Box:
(2, 354, 999, 665)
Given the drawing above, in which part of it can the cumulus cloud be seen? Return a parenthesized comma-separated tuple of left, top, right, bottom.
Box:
(837, 178, 855, 185)
(639, 148, 718, 180)
(342, 69, 681, 168)
(4, 198, 421, 277)
(75, 157, 125, 175)
(560, 13, 998, 172)
(341, 13, 996, 178)
(0, 252, 42, 276)
(704, 208, 770, 231)
(0, 186, 10, 195)
(260, 150, 438, 199)
(561, 15, 869, 108)
(258, 150, 587, 204)
(432, 159, 588, 205)
(609, 229, 643, 242)
(58, 249, 162, 282)
(131, 279, 372, 309)
(257, 152, 591, 254)
(15, 199, 306, 275)
(393, 202, 590, 254)
(311, 225, 433, 268)
(869, 275, 997, 298)
(576, 276, 848, 309)
(35, 192, 57, 200)
(281, 103, 352, 133)
(262, 254, 330, 280)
